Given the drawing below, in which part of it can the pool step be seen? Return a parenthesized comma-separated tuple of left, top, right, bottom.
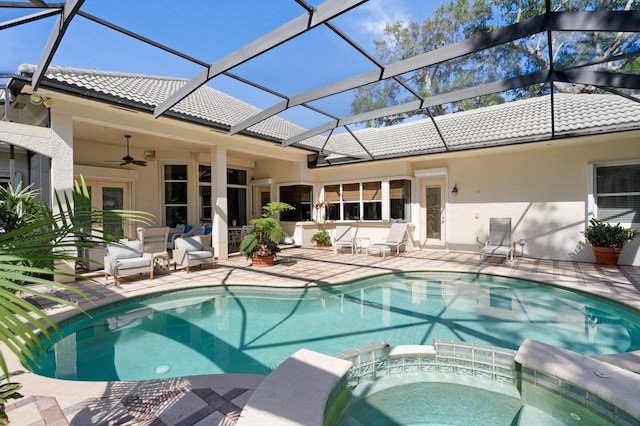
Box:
(236, 349, 352, 426)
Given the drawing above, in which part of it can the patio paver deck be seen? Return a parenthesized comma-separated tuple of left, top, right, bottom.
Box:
(5, 247, 640, 425)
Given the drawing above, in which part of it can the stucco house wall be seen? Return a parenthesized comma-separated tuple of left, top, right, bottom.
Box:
(1, 84, 638, 266)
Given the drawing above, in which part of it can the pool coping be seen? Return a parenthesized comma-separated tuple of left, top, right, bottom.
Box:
(4, 248, 640, 425)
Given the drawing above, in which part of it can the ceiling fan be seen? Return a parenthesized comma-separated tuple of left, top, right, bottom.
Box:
(108, 135, 147, 166)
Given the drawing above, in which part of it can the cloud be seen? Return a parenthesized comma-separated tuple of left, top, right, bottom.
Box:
(357, 0, 411, 37)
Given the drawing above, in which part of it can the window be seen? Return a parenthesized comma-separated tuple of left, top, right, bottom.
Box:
(164, 164, 188, 227)
(280, 185, 313, 221)
(324, 184, 341, 221)
(596, 164, 640, 225)
(362, 181, 382, 221)
(342, 183, 360, 220)
(390, 179, 411, 221)
(199, 164, 212, 221)
(227, 168, 247, 227)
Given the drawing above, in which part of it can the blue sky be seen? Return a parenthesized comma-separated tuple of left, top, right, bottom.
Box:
(1, 0, 440, 128)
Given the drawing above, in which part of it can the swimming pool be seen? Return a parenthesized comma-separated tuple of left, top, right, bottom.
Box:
(30, 271, 640, 381)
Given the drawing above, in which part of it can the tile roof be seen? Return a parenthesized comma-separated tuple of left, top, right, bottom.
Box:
(19, 65, 640, 162)
(318, 93, 640, 160)
(19, 64, 307, 142)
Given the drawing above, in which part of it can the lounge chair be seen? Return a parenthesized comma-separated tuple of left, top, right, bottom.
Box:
(172, 235, 215, 273)
(479, 218, 515, 264)
(366, 223, 408, 259)
(333, 225, 354, 255)
(137, 226, 170, 271)
(104, 240, 154, 286)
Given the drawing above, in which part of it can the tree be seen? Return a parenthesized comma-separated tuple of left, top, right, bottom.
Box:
(351, 0, 640, 127)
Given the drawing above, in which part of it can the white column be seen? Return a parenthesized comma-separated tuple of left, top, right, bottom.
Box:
(211, 146, 229, 259)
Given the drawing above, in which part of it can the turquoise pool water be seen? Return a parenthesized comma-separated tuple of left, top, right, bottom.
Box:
(335, 374, 616, 426)
(31, 272, 640, 381)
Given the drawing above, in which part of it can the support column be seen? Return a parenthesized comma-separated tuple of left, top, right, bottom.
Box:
(211, 146, 229, 259)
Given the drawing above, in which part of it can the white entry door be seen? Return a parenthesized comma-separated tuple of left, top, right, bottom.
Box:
(420, 177, 446, 249)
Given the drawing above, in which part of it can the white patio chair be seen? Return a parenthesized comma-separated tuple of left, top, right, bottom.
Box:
(366, 223, 408, 259)
(333, 225, 354, 255)
(479, 218, 515, 264)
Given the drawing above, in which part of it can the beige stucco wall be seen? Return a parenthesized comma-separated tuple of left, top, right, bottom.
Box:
(8, 92, 638, 265)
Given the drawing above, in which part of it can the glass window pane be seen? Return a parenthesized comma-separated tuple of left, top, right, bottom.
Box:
(344, 203, 360, 220)
(363, 181, 381, 201)
(597, 164, 640, 193)
(227, 168, 247, 185)
(200, 185, 212, 221)
(199, 165, 211, 183)
(280, 185, 312, 221)
(363, 201, 381, 220)
(164, 165, 187, 180)
(165, 182, 187, 204)
(103, 187, 124, 236)
(166, 206, 187, 227)
(597, 195, 640, 224)
(391, 179, 411, 221)
(228, 187, 247, 227)
(427, 186, 442, 239)
(324, 184, 341, 202)
(327, 205, 340, 221)
(342, 183, 360, 202)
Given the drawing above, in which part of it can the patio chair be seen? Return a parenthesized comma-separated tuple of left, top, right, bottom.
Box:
(191, 224, 212, 247)
(333, 225, 354, 255)
(172, 235, 215, 273)
(366, 223, 408, 259)
(104, 240, 154, 286)
(137, 226, 170, 271)
(479, 218, 515, 264)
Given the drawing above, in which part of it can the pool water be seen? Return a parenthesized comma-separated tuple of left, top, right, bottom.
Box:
(335, 374, 615, 426)
(31, 272, 640, 381)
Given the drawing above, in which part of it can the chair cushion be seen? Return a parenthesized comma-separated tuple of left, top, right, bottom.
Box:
(174, 223, 186, 233)
(108, 240, 142, 260)
(175, 236, 203, 251)
(187, 250, 213, 260)
(116, 256, 152, 269)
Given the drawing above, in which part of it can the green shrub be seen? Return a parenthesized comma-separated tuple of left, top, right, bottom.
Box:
(583, 218, 637, 248)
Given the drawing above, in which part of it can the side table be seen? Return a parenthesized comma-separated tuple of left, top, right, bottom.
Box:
(354, 237, 371, 254)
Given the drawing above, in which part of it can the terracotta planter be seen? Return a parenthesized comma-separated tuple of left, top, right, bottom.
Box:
(592, 246, 623, 266)
(316, 241, 329, 247)
(251, 254, 275, 267)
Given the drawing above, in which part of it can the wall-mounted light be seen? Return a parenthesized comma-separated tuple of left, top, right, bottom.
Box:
(452, 184, 458, 195)
(29, 93, 43, 105)
(29, 92, 54, 108)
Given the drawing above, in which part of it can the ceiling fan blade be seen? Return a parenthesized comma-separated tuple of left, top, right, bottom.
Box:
(132, 160, 148, 166)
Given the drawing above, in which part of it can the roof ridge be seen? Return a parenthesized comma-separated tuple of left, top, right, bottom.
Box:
(19, 64, 188, 82)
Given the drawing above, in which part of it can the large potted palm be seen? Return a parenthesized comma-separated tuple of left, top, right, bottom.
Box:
(583, 218, 637, 266)
(239, 201, 294, 267)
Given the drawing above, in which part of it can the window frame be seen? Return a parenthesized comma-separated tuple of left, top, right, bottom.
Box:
(163, 163, 188, 227)
(321, 178, 412, 222)
(279, 184, 314, 222)
(591, 162, 640, 227)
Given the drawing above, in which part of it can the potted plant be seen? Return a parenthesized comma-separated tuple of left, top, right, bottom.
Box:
(311, 230, 331, 247)
(239, 201, 295, 267)
(583, 218, 637, 266)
